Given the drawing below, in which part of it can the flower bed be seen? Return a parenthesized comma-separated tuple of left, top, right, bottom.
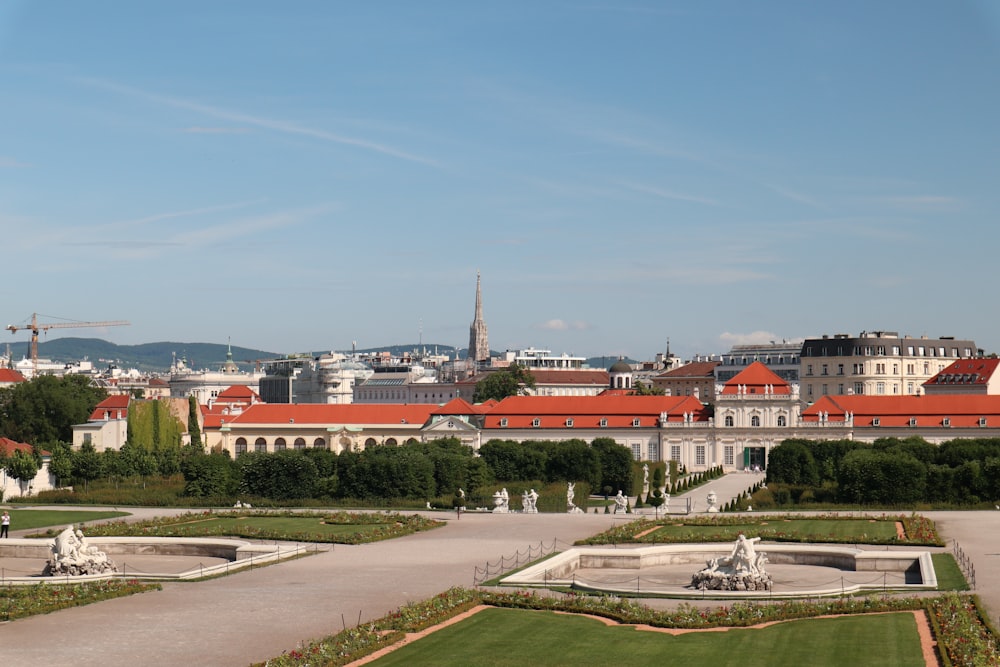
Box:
(577, 512, 944, 547)
(0, 580, 160, 621)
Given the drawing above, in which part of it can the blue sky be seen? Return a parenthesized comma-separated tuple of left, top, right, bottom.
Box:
(2, 2, 998, 362)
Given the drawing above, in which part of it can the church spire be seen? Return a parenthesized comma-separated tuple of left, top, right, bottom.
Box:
(468, 271, 489, 365)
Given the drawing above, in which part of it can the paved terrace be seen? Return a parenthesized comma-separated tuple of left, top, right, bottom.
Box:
(2, 474, 997, 666)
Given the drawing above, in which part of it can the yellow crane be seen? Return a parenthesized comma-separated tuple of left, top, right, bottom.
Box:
(6, 313, 130, 376)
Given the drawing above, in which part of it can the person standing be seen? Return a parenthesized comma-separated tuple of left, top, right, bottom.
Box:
(1, 511, 9, 538)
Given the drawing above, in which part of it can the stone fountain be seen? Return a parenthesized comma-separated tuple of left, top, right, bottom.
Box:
(690, 533, 772, 591)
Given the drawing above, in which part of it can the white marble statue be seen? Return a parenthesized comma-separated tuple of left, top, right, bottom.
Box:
(493, 487, 510, 513)
(706, 489, 719, 513)
(526, 488, 538, 513)
(45, 525, 118, 576)
(566, 482, 584, 514)
(642, 463, 650, 496)
(690, 533, 771, 591)
(613, 490, 628, 514)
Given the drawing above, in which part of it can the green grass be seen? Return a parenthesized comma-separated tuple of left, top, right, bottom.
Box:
(172, 515, 386, 538)
(647, 519, 898, 542)
(931, 553, 970, 591)
(2, 509, 129, 532)
(370, 607, 924, 667)
(69, 510, 444, 544)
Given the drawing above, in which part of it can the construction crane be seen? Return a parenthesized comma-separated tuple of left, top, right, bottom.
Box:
(6, 313, 130, 377)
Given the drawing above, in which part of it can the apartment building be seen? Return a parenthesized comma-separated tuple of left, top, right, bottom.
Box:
(799, 331, 979, 404)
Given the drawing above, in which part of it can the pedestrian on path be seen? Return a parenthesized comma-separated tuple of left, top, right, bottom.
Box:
(1, 510, 9, 538)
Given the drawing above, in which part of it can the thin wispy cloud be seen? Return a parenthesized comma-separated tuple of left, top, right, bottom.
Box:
(764, 183, 823, 208)
(45, 200, 268, 249)
(875, 195, 961, 211)
(181, 126, 250, 134)
(77, 77, 441, 167)
(619, 181, 721, 206)
(0, 156, 31, 168)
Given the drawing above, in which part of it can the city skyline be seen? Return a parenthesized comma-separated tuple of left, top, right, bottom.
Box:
(2, 3, 998, 361)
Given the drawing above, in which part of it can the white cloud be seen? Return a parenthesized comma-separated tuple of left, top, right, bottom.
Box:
(538, 319, 591, 331)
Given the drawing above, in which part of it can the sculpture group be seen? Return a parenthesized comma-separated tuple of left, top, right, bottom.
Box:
(43, 525, 119, 577)
(690, 533, 771, 591)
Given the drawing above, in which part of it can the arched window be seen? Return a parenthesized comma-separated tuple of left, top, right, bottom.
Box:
(313, 438, 327, 450)
(724, 415, 734, 427)
(751, 415, 761, 427)
(294, 438, 306, 450)
(364, 437, 377, 448)
(777, 415, 787, 427)
(255, 437, 267, 452)
(235, 437, 247, 456)
(385, 438, 397, 446)
(274, 437, 286, 451)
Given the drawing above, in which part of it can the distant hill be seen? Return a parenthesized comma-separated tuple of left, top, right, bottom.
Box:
(5, 338, 281, 373)
(1, 337, 631, 373)
(5, 339, 465, 373)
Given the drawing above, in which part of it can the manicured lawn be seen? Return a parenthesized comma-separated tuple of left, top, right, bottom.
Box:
(4, 509, 129, 532)
(645, 519, 898, 542)
(176, 515, 387, 538)
(73, 510, 444, 544)
(931, 553, 970, 591)
(371, 607, 924, 667)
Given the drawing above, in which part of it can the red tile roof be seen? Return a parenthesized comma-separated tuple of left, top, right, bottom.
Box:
(802, 394, 1000, 428)
(0, 437, 48, 457)
(924, 359, 1000, 387)
(216, 385, 261, 402)
(227, 403, 437, 426)
(656, 361, 720, 379)
(432, 398, 494, 416)
(483, 394, 707, 429)
(720, 361, 791, 395)
(0, 368, 26, 383)
(88, 395, 130, 421)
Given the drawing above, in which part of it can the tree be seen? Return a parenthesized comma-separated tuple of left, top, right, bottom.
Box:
(47, 442, 74, 487)
(4, 449, 40, 495)
(592, 438, 633, 495)
(0, 374, 107, 443)
(631, 381, 664, 396)
(73, 441, 104, 490)
(472, 364, 536, 403)
(187, 395, 203, 451)
(767, 441, 820, 486)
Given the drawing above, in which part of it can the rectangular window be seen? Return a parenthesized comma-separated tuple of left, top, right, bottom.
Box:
(724, 445, 734, 466)
(854, 382, 864, 395)
(853, 363, 864, 374)
(892, 364, 899, 374)
(873, 417, 880, 426)
(671, 445, 681, 461)
(876, 382, 885, 395)
(943, 418, 951, 427)
(838, 384, 844, 394)
(907, 382, 914, 394)
(806, 364, 813, 376)
(631, 443, 641, 461)
(83, 433, 92, 443)
(599, 418, 608, 427)
(647, 442, 658, 460)
(980, 417, 988, 427)
(695, 445, 706, 466)
(821, 364, 828, 376)
(875, 363, 886, 374)
(822, 384, 828, 395)
(923, 362, 930, 374)
(500, 418, 508, 427)
(837, 364, 844, 375)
